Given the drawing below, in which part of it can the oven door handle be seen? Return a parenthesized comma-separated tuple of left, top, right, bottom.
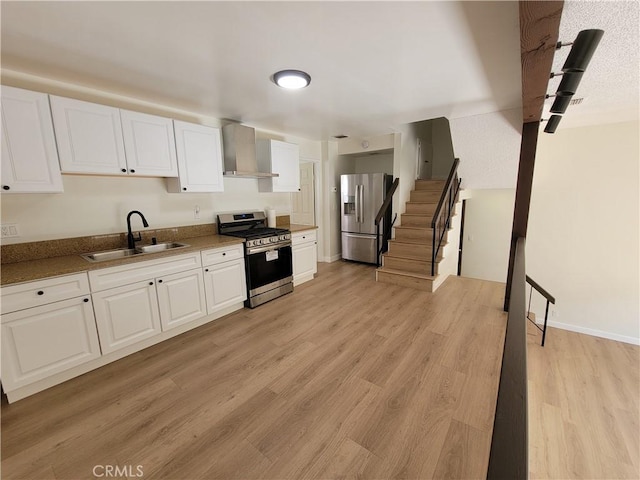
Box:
(247, 241, 292, 255)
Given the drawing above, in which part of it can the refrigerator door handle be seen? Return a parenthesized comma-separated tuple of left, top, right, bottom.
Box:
(355, 185, 360, 223)
(359, 184, 364, 224)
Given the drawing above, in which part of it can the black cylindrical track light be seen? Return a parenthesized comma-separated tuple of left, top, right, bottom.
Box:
(562, 29, 604, 72)
(550, 94, 573, 114)
(556, 71, 584, 95)
(544, 115, 562, 134)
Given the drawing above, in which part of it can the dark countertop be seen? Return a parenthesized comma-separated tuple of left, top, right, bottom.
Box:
(1, 235, 243, 286)
(288, 224, 318, 233)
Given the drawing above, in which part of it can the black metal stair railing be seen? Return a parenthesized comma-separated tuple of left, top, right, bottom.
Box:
(526, 275, 556, 346)
(374, 178, 399, 267)
(430, 159, 462, 276)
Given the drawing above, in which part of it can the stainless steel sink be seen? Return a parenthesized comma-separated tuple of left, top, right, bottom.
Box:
(135, 242, 189, 254)
(81, 248, 139, 263)
(81, 242, 189, 263)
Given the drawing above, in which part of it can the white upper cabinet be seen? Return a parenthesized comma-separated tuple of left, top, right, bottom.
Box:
(0, 86, 64, 193)
(168, 120, 224, 193)
(50, 96, 179, 177)
(257, 139, 300, 192)
(50, 95, 128, 175)
(120, 109, 178, 177)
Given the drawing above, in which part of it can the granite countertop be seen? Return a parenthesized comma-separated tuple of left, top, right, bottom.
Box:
(1, 235, 243, 286)
(1, 221, 319, 286)
(288, 224, 318, 233)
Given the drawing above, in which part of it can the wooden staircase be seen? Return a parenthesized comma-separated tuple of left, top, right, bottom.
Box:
(376, 179, 457, 292)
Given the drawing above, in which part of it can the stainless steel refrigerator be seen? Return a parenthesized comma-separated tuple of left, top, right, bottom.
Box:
(341, 173, 392, 264)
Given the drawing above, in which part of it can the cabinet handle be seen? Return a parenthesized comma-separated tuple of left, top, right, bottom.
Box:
(204, 268, 209, 272)
(130, 169, 136, 173)
(2, 185, 10, 191)
(302, 236, 306, 239)
(183, 187, 187, 191)
(83, 298, 89, 303)
(37, 290, 44, 296)
(222, 252, 226, 256)
(121, 168, 127, 173)
(158, 279, 163, 283)
(149, 282, 154, 285)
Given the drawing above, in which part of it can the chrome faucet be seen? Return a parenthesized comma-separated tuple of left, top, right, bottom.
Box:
(126, 210, 149, 249)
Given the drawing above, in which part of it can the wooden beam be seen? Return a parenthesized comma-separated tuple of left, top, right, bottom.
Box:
(520, 1, 564, 123)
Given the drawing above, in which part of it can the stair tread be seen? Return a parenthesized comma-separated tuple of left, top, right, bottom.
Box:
(377, 267, 436, 281)
(382, 252, 435, 264)
(395, 225, 431, 230)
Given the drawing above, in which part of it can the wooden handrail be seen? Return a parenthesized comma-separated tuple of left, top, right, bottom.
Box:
(431, 158, 460, 229)
(487, 236, 528, 479)
(375, 178, 399, 225)
(526, 275, 556, 304)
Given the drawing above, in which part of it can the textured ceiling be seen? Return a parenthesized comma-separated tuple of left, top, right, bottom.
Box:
(544, 1, 640, 128)
(0, 1, 522, 140)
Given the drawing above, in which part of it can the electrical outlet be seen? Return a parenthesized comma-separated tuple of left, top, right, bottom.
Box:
(1, 224, 20, 238)
(194, 205, 200, 220)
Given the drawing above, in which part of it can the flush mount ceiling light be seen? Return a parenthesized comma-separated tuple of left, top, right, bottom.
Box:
(272, 70, 311, 89)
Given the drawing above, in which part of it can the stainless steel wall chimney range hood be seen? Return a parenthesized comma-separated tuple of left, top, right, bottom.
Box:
(222, 124, 279, 178)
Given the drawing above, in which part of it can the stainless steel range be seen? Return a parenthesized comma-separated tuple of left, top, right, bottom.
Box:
(217, 212, 293, 308)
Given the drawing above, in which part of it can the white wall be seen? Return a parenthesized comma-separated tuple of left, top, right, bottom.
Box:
(460, 189, 515, 282)
(354, 152, 393, 175)
(0, 72, 322, 244)
(527, 120, 639, 344)
(450, 108, 522, 189)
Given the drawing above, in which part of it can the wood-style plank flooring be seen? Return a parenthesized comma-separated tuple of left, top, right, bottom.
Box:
(527, 323, 640, 479)
(1, 261, 508, 479)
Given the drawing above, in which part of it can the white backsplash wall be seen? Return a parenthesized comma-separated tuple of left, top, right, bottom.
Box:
(0, 174, 292, 243)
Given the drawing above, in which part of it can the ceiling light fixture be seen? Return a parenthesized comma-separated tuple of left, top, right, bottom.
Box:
(543, 29, 604, 133)
(543, 115, 562, 134)
(272, 70, 311, 89)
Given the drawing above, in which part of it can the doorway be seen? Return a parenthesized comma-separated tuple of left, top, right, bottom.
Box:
(291, 161, 315, 225)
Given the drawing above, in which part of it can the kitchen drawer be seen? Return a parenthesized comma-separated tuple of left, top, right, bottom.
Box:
(292, 229, 317, 245)
(201, 244, 244, 267)
(88, 252, 202, 292)
(1, 273, 90, 315)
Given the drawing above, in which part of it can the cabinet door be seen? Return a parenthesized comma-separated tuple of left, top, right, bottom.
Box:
(156, 269, 207, 331)
(169, 120, 224, 192)
(271, 141, 300, 192)
(292, 241, 318, 286)
(203, 259, 247, 314)
(0, 86, 63, 193)
(120, 109, 178, 177)
(50, 95, 127, 175)
(92, 280, 161, 354)
(1, 296, 100, 390)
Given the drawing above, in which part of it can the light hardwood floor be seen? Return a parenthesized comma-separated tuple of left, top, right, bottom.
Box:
(1, 261, 508, 480)
(527, 322, 640, 479)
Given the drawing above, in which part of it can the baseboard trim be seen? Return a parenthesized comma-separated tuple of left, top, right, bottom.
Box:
(537, 319, 640, 346)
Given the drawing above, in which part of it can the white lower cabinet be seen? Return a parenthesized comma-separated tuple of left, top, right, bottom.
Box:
(201, 244, 247, 314)
(292, 230, 318, 286)
(0, 273, 100, 391)
(156, 268, 207, 331)
(92, 280, 162, 354)
(1, 246, 246, 402)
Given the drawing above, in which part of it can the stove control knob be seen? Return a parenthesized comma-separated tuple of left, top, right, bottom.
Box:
(255, 239, 262, 246)
(270, 237, 276, 243)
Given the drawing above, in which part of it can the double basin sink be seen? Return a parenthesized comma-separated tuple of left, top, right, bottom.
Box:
(81, 242, 189, 263)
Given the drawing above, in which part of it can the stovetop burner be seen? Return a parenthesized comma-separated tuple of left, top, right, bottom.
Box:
(217, 212, 291, 249)
(224, 227, 290, 240)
